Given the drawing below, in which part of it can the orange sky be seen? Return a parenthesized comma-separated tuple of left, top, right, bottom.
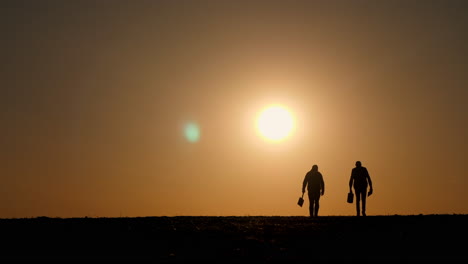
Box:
(1, 0, 467, 218)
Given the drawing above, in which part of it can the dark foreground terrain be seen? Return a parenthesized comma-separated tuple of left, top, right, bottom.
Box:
(1, 215, 467, 262)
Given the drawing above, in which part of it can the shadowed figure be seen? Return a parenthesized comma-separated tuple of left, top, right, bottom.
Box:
(349, 161, 373, 216)
(302, 165, 325, 217)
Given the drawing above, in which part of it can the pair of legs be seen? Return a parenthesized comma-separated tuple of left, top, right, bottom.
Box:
(308, 191, 321, 217)
(355, 188, 367, 216)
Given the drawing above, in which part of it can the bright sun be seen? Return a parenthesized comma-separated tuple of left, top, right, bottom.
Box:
(257, 105, 295, 142)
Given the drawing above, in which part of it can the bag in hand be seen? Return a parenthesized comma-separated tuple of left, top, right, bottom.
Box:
(347, 192, 354, 203)
(297, 193, 304, 207)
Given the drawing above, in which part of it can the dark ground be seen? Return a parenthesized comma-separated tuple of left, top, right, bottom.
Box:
(1, 215, 467, 262)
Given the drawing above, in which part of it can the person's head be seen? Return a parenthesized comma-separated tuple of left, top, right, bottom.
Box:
(312, 164, 318, 172)
(355, 161, 362, 167)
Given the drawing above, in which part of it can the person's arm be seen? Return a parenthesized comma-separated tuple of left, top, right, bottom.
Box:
(321, 174, 325, 196)
(366, 168, 373, 196)
(302, 174, 308, 194)
(365, 168, 373, 189)
(349, 172, 354, 193)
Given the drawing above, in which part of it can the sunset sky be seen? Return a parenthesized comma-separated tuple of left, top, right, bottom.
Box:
(2, 0, 467, 218)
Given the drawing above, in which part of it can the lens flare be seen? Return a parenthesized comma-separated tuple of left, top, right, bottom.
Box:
(184, 122, 200, 143)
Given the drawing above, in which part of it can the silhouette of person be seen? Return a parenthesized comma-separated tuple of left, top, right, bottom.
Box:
(349, 161, 373, 216)
(302, 164, 325, 217)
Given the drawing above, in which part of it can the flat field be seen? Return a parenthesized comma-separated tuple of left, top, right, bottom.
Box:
(1, 215, 466, 262)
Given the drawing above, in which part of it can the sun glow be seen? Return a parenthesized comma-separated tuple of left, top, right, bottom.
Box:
(257, 105, 295, 142)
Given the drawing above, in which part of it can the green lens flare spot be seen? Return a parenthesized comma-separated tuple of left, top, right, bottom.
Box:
(184, 122, 200, 143)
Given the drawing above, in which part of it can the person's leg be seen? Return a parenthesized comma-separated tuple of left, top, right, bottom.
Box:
(362, 190, 367, 216)
(355, 190, 361, 216)
(308, 192, 314, 217)
(314, 197, 320, 217)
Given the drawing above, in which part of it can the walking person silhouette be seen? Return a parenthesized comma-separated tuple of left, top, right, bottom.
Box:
(349, 161, 373, 216)
(302, 165, 325, 217)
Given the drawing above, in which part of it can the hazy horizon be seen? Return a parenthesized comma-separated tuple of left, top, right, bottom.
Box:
(2, 0, 467, 218)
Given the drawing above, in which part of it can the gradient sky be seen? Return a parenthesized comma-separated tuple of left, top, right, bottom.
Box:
(2, 0, 467, 218)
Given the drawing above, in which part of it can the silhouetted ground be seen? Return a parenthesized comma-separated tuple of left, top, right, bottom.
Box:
(1, 215, 467, 262)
